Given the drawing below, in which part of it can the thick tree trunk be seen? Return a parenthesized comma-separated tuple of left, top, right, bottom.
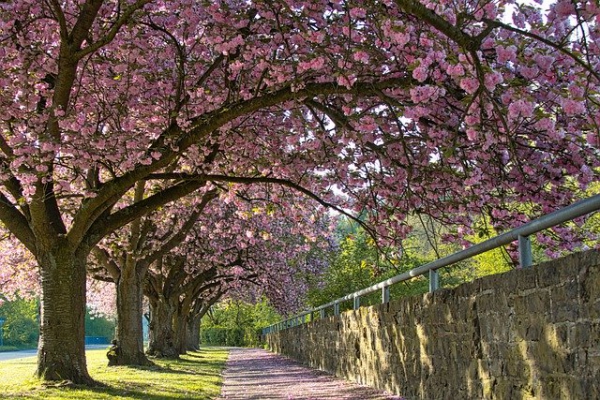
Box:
(174, 296, 193, 355)
(147, 297, 178, 358)
(36, 244, 94, 384)
(174, 313, 188, 355)
(186, 314, 201, 351)
(114, 265, 153, 366)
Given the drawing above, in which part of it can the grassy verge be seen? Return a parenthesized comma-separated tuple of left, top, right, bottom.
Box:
(0, 347, 229, 399)
(0, 345, 22, 352)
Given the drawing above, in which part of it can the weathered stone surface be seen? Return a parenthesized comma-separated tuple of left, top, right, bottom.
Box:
(266, 250, 600, 399)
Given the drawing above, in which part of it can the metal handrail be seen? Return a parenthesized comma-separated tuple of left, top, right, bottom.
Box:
(263, 194, 600, 334)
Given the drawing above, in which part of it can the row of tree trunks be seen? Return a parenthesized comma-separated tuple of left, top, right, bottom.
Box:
(147, 296, 179, 358)
(114, 265, 153, 366)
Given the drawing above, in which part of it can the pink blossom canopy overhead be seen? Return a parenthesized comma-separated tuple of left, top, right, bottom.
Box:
(0, 0, 598, 253)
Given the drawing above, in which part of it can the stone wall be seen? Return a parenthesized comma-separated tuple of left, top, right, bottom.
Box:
(266, 250, 600, 399)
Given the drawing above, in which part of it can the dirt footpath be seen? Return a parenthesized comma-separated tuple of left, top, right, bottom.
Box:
(218, 348, 403, 400)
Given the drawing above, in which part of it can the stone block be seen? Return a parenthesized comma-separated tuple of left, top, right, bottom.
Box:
(581, 264, 600, 316)
(569, 321, 592, 348)
(550, 285, 581, 323)
(536, 257, 570, 289)
(516, 267, 538, 291)
(511, 290, 551, 316)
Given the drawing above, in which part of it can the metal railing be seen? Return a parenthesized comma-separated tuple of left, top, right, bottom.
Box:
(263, 194, 600, 334)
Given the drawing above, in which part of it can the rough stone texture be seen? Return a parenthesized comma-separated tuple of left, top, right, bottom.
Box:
(266, 250, 600, 399)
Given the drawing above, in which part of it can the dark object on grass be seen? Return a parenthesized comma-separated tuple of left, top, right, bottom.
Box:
(106, 339, 121, 366)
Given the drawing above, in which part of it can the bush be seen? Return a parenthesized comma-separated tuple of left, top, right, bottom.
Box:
(201, 327, 227, 345)
(4, 318, 38, 347)
(201, 327, 262, 347)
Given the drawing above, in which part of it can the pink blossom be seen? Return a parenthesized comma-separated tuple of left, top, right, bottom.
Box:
(519, 66, 539, 79)
(353, 51, 370, 64)
(561, 99, 585, 115)
(349, 7, 367, 19)
(508, 99, 534, 118)
(466, 128, 478, 141)
(459, 77, 479, 94)
(336, 74, 356, 89)
(555, 0, 576, 16)
(484, 71, 503, 91)
(496, 46, 517, 64)
(446, 64, 465, 77)
(412, 66, 428, 82)
(390, 31, 410, 47)
(534, 54, 554, 71)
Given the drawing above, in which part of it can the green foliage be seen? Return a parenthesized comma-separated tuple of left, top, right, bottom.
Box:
(465, 216, 513, 279)
(305, 215, 515, 311)
(0, 297, 39, 348)
(85, 310, 115, 340)
(201, 298, 280, 347)
(306, 219, 434, 310)
(0, 298, 116, 348)
(581, 182, 600, 248)
(0, 347, 228, 399)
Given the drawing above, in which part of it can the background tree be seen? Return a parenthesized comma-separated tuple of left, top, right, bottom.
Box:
(0, 296, 39, 348)
(200, 297, 281, 347)
(90, 186, 217, 365)
(144, 188, 330, 357)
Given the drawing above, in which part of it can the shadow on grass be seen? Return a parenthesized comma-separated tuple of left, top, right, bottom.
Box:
(76, 384, 208, 400)
(55, 350, 228, 400)
(183, 353, 204, 359)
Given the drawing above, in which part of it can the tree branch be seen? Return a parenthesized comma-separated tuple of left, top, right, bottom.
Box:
(0, 192, 36, 252)
(86, 179, 210, 246)
(145, 172, 378, 240)
(74, 0, 153, 60)
(481, 18, 600, 83)
(139, 189, 219, 267)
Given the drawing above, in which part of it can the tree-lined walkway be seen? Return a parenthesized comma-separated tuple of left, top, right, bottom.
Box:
(218, 348, 402, 400)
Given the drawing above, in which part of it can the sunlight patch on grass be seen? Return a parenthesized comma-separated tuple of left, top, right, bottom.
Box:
(0, 347, 229, 399)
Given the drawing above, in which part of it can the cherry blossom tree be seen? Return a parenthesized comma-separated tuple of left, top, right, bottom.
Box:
(0, 0, 598, 384)
(143, 189, 330, 357)
(90, 184, 217, 365)
(184, 287, 224, 351)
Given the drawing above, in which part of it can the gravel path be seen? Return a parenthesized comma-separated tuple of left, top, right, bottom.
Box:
(218, 348, 403, 400)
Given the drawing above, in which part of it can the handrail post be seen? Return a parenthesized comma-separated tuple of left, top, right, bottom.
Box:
(429, 269, 439, 292)
(353, 296, 360, 310)
(334, 302, 340, 316)
(519, 235, 533, 268)
(382, 286, 390, 304)
(320, 308, 325, 319)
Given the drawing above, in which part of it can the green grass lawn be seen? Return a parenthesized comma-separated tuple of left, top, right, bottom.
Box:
(0, 347, 229, 399)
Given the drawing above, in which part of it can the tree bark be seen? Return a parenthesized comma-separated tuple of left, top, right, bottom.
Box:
(186, 314, 201, 351)
(174, 310, 188, 355)
(36, 243, 94, 384)
(147, 296, 178, 358)
(114, 264, 153, 366)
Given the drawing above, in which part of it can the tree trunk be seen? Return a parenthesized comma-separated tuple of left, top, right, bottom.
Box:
(174, 312, 188, 355)
(186, 313, 201, 351)
(147, 297, 178, 358)
(36, 244, 94, 384)
(114, 265, 153, 366)
(174, 296, 194, 355)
